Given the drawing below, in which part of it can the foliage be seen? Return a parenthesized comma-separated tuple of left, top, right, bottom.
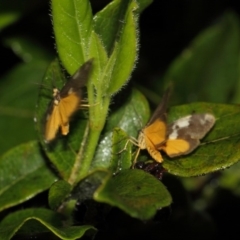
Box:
(1, 0, 240, 239)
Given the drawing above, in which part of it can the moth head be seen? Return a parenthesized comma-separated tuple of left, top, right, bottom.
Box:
(52, 88, 59, 97)
(52, 88, 61, 106)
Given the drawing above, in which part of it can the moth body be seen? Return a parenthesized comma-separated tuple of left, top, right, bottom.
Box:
(44, 59, 93, 142)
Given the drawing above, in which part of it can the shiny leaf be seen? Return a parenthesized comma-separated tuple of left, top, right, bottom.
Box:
(48, 180, 72, 210)
(0, 208, 96, 240)
(93, 0, 139, 95)
(91, 89, 150, 171)
(163, 12, 240, 104)
(94, 169, 172, 220)
(51, 0, 93, 74)
(163, 102, 240, 176)
(0, 141, 57, 212)
(0, 61, 49, 155)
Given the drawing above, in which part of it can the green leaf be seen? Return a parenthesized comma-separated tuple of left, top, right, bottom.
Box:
(136, 0, 153, 13)
(162, 102, 240, 177)
(94, 0, 136, 54)
(48, 180, 72, 211)
(110, 128, 133, 172)
(93, 0, 139, 95)
(218, 162, 240, 196)
(91, 89, 150, 171)
(93, 0, 124, 54)
(51, 0, 93, 74)
(0, 0, 44, 30)
(107, 3, 138, 94)
(88, 31, 109, 94)
(50, 0, 141, 182)
(4, 36, 54, 62)
(105, 89, 150, 134)
(88, 31, 108, 79)
(36, 59, 89, 182)
(94, 169, 172, 220)
(0, 12, 20, 30)
(0, 208, 96, 240)
(163, 11, 240, 104)
(72, 170, 110, 201)
(0, 61, 49, 155)
(0, 141, 57, 212)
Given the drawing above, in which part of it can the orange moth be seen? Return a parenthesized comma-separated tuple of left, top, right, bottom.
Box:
(44, 59, 93, 142)
(131, 89, 215, 163)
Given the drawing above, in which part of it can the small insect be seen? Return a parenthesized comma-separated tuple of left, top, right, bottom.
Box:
(129, 88, 215, 163)
(44, 59, 93, 142)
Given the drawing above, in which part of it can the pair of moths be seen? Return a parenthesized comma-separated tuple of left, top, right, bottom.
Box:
(43, 60, 215, 163)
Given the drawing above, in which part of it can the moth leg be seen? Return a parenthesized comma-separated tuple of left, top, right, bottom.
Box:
(115, 136, 142, 168)
(117, 137, 138, 154)
(80, 101, 100, 108)
(132, 147, 141, 168)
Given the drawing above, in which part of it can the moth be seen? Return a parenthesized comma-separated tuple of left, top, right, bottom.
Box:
(133, 88, 215, 163)
(44, 59, 93, 142)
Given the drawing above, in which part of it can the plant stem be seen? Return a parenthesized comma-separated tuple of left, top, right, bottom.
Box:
(68, 122, 90, 185)
(76, 89, 110, 181)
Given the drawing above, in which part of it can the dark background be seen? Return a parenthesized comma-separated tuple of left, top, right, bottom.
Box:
(2, 0, 240, 81)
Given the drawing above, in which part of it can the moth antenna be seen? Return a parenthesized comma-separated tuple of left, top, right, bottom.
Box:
(32, 82, 52, 91)
(116, 136, 139, 154)
(200, 133, 240, 146)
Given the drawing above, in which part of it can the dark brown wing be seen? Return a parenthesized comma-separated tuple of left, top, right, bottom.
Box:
(146, 87, 171, 126)
(161, 113, 216, 157)
(60, 59, 93, 98)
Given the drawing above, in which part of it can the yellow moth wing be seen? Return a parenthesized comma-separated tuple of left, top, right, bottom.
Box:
(143, 119, 167, 146)
(58, 93, 81, 135)
(59, 93, 81, 123)
(60, 124, 69, 136)
(136, 89, 170, 163)
(45, 106, 62, 142)
(160, 138, 192, 157)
